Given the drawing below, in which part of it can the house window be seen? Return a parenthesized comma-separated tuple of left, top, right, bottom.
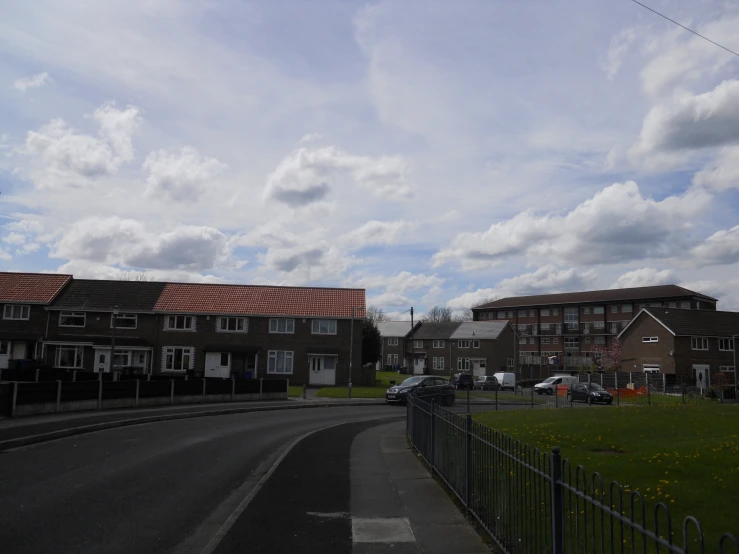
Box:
(433, 357, 445, 370)
(719, 338, 734, 351)
(564, 337, 579, 349)
(553, 337, 559, 344)
(414, 340, 423, 348)
(269, 318, 295, 334)
(220, 352, 230, 366)
(681, 301, 690, 309)
(610, 305, 618, 314)
(643, 364, 661, 374)
(323, 356, 337, 370)
(268, 350, 294, 374)
(3, 304, 30, 320)
(479, 312, 487, 320)
(594, 337, 605, 345)
(388, 354, 398, 365)
(552, 309, 559, 316)
(433, 340, 445, 348)
(59, 311, 86, 327)
(517, 324, 527, 331)
(720, 366, 735, 372)
(507, 311, 513, 318)
(584, 336, 591, 344)
(541, 309, 550, 317)
(666, 302, 677, 308)
(529, 310, 535, 317)
(458, 358, 470, 370)
(540, 323, 550, 331)
(642, 337, 659, 343)
(312, 319, 337, 335)
(564, 308, 578, 323)
(506, 358, 514, 368)
(498, 311, 506, 318)
(55, 345, 84, 368)
(166, 315, 195, 331)
(518, 309, 527, 317)
(473, 340, 480, 348)
(583, 307, 591, 315)
(219, 317, 247, 332)
(528, 338, 535, 345)
(112, 313, 137, 329)
(593, 306, 604, 314)
(519, 337, 527, 344)
(541, 338, 550, 344)
(691, 337, 709, 351)
(163, 347, 193, 371)
(593, 321, 605, 329)
(622, 304, 633, 312)
(458, 340, 471, 348)
(388, 337, 399, 346)
(609, 322, 619, 333)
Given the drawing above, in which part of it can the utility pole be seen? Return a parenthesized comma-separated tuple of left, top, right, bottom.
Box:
(108, 306, 119, 375)
(409, 307, 415, 375)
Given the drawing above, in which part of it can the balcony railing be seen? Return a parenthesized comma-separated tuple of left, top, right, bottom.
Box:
(537, 324, 561, 335)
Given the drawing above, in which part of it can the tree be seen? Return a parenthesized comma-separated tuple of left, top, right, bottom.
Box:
(454, 308, 474, 322)
(118, 272, 154, 281)
(362, 318, 382, 366)
(590, 339, 622, 372)
(365, 306, 389, 325)
(422, 306, 453, 323)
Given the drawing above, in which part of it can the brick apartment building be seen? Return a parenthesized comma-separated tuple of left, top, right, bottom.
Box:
(1, 272, 365, 386)
(472, 285, 717, 368)
(619, 307, 738, 387)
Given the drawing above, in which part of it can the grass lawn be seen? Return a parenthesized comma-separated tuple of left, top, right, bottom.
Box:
(474, 404, 739, 547)
(288, 385, 303, 398)
(315, 386, 386, 398)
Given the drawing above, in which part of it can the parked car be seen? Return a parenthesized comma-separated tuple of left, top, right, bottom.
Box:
(455, 373, 475, 390)
(567, 382, 613, 405)
(492, 372, 516, 391)
(385, 376, 455, 406)
(534, 375, 578, 395)
(475, 375, 500, 390)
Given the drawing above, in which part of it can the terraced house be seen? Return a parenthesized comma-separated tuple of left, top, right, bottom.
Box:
(0, 272, 365, 386)
(472, 285, 717, 369)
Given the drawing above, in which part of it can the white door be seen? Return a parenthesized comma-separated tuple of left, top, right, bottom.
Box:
(205, 352, 231, 378)
(309, 356, 323, 385)
(413, 358, 425, 375)
(94, 349, 111, 373)
(472, 359, 487, 377)
(321, 356, 336, 386)
(693, 364, 710, 390)
(12, 341, 27, 360)
(0, 340, 10, 369)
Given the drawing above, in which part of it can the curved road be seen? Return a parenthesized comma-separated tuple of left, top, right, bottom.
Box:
(0, 405, 401, 554)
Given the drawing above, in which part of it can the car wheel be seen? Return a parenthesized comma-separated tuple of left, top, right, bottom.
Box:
(547, 389, 553, 395)
(587, 396, 593, 405)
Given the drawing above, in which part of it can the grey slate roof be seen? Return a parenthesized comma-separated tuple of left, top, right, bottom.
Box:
(474, 285, 716, 310)
(49, 279, 168, 312)
(412, 322, 462, 339)
(636, 308, 739, 337)
(377, 321, 416, 338)
(450, 321, 510, 340)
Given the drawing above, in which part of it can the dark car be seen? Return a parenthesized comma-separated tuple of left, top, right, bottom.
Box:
(567, 382, 613, 405)
(474, 375, 500, 390)
(455, 373, 475, 390)
(386, 376, 455, 406)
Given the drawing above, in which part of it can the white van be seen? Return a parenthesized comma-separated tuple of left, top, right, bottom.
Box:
(492, 372, 516, 391)
(534, 375, 578, 395)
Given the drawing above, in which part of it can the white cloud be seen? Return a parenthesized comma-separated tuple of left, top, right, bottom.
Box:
(693, 146, 739, 191)
(679, 277, 739, 311)
(630, 80, 739, 166)
(259, 242, 353, 284)
(0, 247, 11, 261)
(447, 266, 598, 311)
(602, 27, 636, 80)
(263, 146, 413, 207)
(342, 220, 415, 247)
(690, 225, 739, 266)
(433, 182, 711, 270)
(55, 260, 226, 284)
(23, 103, 141, 189)
(14, 72, 51, 92)
(350, 271, 444, 308)
(610, 268, 676, 289)
(2, 232, 26, 245)
(143, 147, 227, 201)
(52, 217, 231, 271)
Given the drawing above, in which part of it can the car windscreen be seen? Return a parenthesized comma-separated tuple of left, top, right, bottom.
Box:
(400, 377, 424, 386)
(541, 377, 557, 384)
(588, 383, 604, 391)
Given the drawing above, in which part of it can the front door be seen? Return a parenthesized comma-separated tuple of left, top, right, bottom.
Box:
(95, 349, 111, 373)
(205, 352, 231, 378)
(413, 358, 425, 375)
(693, 364, 710, 390)
(471, 359, 487, 377)
(309, 356, 323, 385)
(0, 340, 10, 369)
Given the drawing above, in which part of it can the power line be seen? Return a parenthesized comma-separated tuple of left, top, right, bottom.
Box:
(629, 0, 739, 58)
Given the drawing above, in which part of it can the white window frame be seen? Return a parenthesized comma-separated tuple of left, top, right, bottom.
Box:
(691, 337, 709, 351)
(497, 311, 506, 318)
(642, 337, 659, 343)
(519, 337, 527, 344)
(111, 313, 137, 329)
(311, 319, 337, 335)
(593, 321, 605, 329)
(388, 353, 398, 365)
(583, 307, 591, 315)
(457, 340, 471, 348)
(643, 364, 661, 374)
(472, 340, 480, 348)
(387, 337, 399, 346)
(507, 311, 513, 318)
(564, 337, 579, 350)
(432, 340, 445, 348)
(718, 338, 734, 351)
(529, 310, 535, 317)
(218, 316, 248, 333)
(518, 310, 527, 317)
(457, 357, 470, 370)
(594, 336, 605, 345)
(610, 305, 618, 314)
(622, 304, 632, 313)
(506, 358, 514, 368)
(163, 346, 194, 371)
(433, 357, 445, 370)
(55, 345, 84, 368)
(719, 366, 735, 372)
(553, 337, 559, 344)
(680, 301, 690, 309)
(267, 350, 294, 374)
(593, 306, 604, 314)
(541, 337, 550, 344)
(166, 315, 195, 331)
(59, 311, 86, 328)
(564, 308, 578, 323)
(552, 308, 559, 316)
(3, 304, 30, 320)
(414, 340, 423, 348)
(585, 337, 591, 344)
(269, 318, 295, 334)
(540, 323, 550, 331)
(528, 338, 535, 345)
(540, 309, 550, 317)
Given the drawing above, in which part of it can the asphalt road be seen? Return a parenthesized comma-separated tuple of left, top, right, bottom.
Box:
(0, 405, 400, 554)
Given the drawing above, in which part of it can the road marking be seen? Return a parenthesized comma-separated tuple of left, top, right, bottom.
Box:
(352, 517, 416, 543)
(306, 511, 350, 519)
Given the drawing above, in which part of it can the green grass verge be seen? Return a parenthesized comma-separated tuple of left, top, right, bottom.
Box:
(315, 386, 387, 398)
(473, 404, 739, 547)
(288, 386, 303, 398)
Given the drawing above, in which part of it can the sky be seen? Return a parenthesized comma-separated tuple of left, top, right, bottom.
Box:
(2, 0, 739, 318)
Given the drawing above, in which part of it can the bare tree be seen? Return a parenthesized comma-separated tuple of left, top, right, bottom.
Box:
(454, 296, 498, 322)
(422, 306, 453, 323)
(118, 272, 154, 282)
(365, 306, 389, 325)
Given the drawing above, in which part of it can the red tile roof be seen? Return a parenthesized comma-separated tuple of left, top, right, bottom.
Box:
(0, 272, 72, 304)
(153, 283, 366, 318)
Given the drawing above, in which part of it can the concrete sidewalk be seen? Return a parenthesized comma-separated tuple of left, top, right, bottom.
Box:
(351, 421, 490, 553)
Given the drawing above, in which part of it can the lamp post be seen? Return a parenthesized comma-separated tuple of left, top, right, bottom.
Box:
(348, 306, 364, 398)
(733, 333, 738, 398)
(109, 306, 119, 375)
